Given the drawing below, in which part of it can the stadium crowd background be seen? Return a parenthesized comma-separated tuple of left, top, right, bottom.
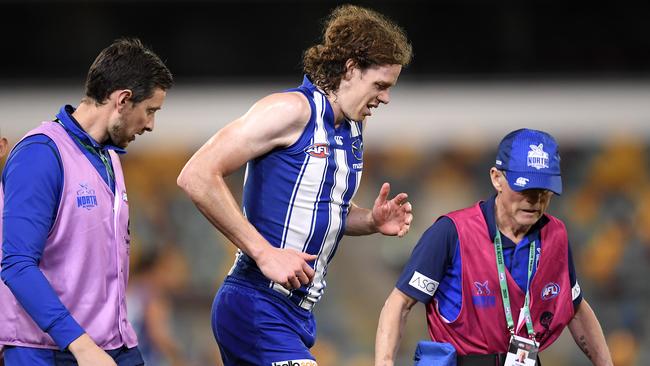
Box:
(1, 1, 649, 365)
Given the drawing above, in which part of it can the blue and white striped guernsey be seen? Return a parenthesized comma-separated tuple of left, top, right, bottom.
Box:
(230, 75, 364, 309)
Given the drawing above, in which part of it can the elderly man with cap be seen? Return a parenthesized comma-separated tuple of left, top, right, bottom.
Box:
(375, 129, 613, 366)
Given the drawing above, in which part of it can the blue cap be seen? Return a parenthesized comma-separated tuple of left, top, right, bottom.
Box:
(495, 128, 562, 195)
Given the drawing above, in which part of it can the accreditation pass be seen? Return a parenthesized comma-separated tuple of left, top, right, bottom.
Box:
(503, 334, 539, 366)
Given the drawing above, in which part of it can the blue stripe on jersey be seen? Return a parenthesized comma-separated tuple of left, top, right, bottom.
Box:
(237, 76, 363, 305)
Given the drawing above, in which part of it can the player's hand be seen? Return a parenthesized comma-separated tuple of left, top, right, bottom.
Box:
(68, 334, 117, 366)
(256, 247, 317, 290)
(371, 182, 413, 237)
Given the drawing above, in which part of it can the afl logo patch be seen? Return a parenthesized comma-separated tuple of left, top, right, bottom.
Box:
(541, 282, 560, 300)
(304, 143, 330, 158)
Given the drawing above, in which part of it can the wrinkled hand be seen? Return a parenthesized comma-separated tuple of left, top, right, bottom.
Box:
(256, 247, 317, 290)
(69, 334, 117, 366)
(372, 183, 413, 237)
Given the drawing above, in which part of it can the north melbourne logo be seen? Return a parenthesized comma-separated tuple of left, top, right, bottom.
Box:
(351, 138, 363, 161)
(474, 281, 491, 295)
(527, 143, 549, 170)
(76, 183, 98, 210)
(472, 280, 496, 308)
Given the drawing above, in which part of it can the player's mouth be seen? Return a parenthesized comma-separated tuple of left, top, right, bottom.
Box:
(365, 104, 378, 116)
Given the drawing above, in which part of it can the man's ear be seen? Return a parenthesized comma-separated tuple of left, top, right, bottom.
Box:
(342, 58, 358, 81)
(115, 89, 134, 111)
(490, 167, 504, 193)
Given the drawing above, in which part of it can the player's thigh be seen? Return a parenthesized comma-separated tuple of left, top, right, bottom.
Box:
(252, 288, 317, 364)
(257, 323, 316, 366)
(211, 282, 263, 364)
(217, 318, 316, 366)
(212, 281, 317, 365)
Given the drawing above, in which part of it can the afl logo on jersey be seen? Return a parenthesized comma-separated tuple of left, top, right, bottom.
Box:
(541, 282, 560, 300)
(305, 143, 330, 158)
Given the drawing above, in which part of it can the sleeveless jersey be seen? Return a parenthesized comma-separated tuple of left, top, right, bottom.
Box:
(232, 76, 364, 306)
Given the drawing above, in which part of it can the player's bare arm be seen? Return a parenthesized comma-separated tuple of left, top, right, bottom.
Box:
(568, 300, 613, 366)
(345, 182, 413, 237)
(177, 92, 318, 289)
(375, 288, 418, 366)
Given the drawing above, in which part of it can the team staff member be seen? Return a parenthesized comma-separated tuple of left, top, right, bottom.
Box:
(178, 5, 413, 365)
(0, 38, 172, 366)
(375, 129, 613, 366)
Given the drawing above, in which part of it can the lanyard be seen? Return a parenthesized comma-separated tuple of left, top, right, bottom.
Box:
(494, 230, 536, 338)
(55, 118, 115, 191)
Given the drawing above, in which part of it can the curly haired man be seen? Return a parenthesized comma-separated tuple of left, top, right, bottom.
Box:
(178, 5, 413, 365)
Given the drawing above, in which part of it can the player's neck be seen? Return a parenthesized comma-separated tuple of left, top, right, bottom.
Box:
(325, 93, 347, 128)
(72, 99, 112, 144)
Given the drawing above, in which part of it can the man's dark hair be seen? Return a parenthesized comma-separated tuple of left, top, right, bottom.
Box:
(85, 37, 173, 105)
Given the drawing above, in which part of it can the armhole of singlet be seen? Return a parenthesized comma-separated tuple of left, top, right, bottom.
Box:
(283, 89, 318, 154)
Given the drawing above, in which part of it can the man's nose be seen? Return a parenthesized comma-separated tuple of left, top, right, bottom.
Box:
(378, 89, 390, 104)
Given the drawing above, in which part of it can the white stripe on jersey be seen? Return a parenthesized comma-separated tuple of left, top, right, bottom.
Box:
(280, 152, 311, 248)
(280, 92, 329, 252)
(306, 147, 351, 303)
(351, 120, 362, 137)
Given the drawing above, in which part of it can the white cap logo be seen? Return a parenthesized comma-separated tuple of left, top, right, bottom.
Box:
(514, 177, 529, 187)
(527, 143, 549, 170)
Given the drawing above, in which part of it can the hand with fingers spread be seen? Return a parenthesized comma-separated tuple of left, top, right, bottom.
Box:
(372, 182, 413, 237)
(255, 247, 317, 290)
